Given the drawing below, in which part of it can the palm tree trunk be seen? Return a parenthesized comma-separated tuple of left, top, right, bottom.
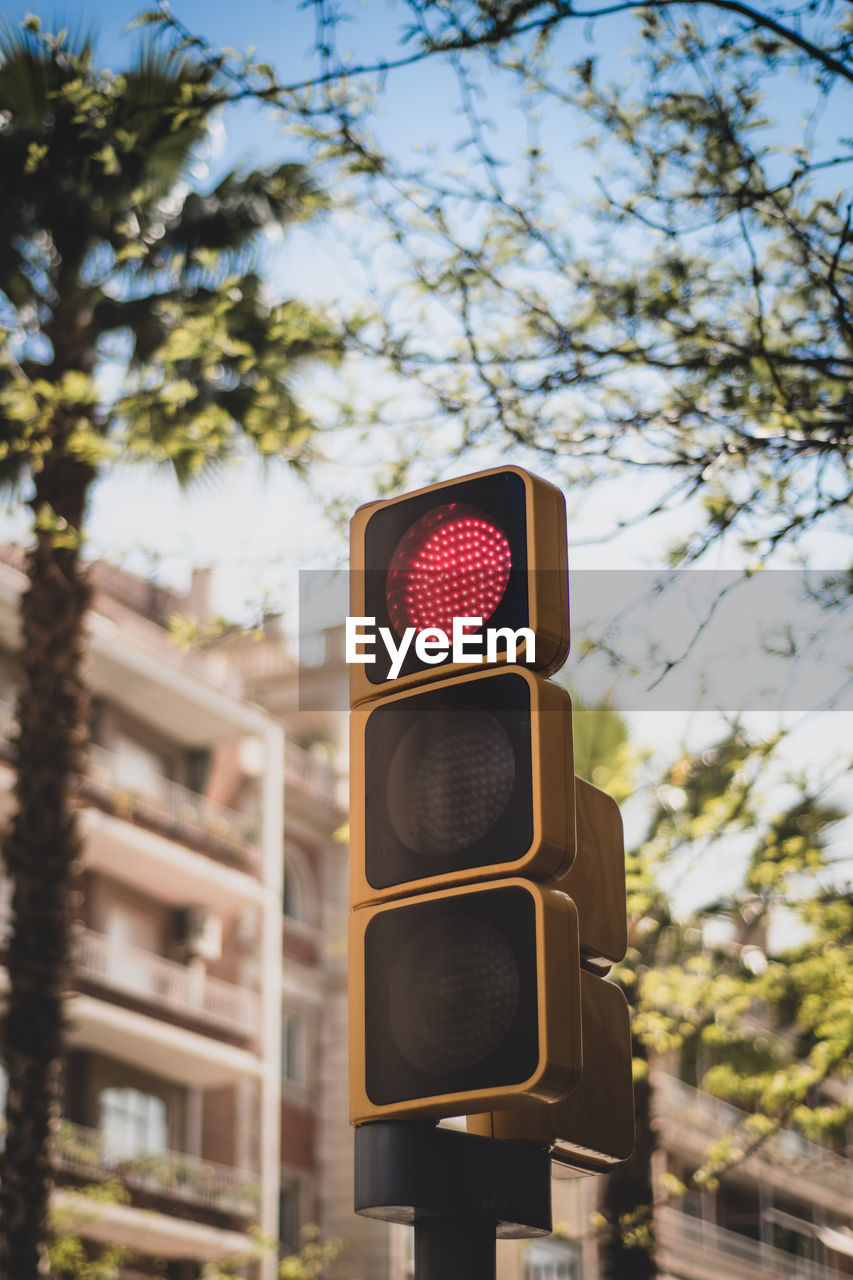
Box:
(0, 446, 94, 1278)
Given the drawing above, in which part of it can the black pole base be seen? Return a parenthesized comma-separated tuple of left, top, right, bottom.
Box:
(354, 1120, 552, 1240)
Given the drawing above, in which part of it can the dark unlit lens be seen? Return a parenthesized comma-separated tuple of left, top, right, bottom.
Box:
(388, 916, 520, 1075)
(387, 707, 515, 856)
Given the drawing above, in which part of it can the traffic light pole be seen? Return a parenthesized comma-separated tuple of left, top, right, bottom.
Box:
(354, 1121, 553, 1280)
(414, 1216, 497, 1280)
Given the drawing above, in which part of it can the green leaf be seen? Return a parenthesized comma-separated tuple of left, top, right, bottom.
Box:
(125, 10, 169, 29)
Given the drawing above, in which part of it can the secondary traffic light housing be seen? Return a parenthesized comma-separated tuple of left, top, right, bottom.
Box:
(467, 970, 635, 1174)
(555, 777, 627, 975)
(466, 778, 633, 1164)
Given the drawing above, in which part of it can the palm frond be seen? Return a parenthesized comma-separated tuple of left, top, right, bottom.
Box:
(0, 19, 95, 121)
(117, 43, 214, 197)
(164, 162, 326, 259)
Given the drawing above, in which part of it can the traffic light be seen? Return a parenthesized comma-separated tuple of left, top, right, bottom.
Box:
(350, 667, 574, 907)
(348, 465, 633, 1154)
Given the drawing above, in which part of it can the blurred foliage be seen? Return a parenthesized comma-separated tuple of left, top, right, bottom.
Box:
(146, 0, 853, 562)
(564, 704, 850, 1270)
(0, 18, 344, 493)
(47, 1191, 343, 1280)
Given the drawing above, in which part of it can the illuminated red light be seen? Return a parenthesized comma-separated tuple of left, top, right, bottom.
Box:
(386, 504, 512, 636)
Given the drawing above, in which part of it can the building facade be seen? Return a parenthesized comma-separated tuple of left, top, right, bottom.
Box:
(490, 1067, 853, 1280)
(1, 553, 851, 1280)
(653, 1069, 853, 1280)
(0, 554, 284, 1278)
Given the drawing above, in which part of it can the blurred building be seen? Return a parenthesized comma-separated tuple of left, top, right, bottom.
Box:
(652, 1068, 853, 1280)
(491, 1066, 853, 1280)
(1, 551, 851, 1280)
(0, 553, 290, 1279)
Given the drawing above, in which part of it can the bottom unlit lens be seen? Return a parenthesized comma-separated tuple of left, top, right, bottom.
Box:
(388, 915, 520, 1075)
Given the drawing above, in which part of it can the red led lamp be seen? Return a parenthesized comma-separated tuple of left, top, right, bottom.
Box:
(386, 504, 512, 636)
(349, 465, 570, 705)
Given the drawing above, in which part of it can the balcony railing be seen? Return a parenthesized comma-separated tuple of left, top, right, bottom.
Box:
(90, 591, 245, 699)
(72, 927, 260, 1039)
(83, 743, 260, 866)
(658, 1205, 843, 1280)
(284, 739, 339, 805)
(0, 700, 261, 867)
(56, 1119, 260, 1219)
(654, 1073, 853, 1204)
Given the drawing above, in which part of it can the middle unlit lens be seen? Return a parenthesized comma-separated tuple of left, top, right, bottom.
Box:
(388, 915, 520, 1075)
(387, 707, 515, 856)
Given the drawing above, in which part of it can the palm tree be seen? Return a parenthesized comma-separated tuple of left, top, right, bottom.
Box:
(0, 19, 341, 1275)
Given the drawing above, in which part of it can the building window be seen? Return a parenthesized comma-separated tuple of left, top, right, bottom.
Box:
(525, 1239, 581, 1280)
(99, 1086, 168, 1160)
(283, 863, 305, 922)
(765, 1206, 819, 1262)
(283, 850, 318, 929)
(165, 1264, 198, 1280)
(282, 1011, 307, 1084)
(279, 1174, 303, 1253)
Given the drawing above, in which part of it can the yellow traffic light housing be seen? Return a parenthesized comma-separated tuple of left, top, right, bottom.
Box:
(466, 778, 632, 1166)
(467, 971, 635, 1174)
(347, 464, 633, 1163)
(554, 777, 628, 975)
(350, 667, 574, 908)
(349, 880, 582, 1123)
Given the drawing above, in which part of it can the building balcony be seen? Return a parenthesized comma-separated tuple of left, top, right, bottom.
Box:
(53, 1188, 256, 1267)
(654, 1073, 853, 1214)
(1, 920, 263, 1083)
(73, 926, 260, 1040)
(0, 699, 261, 873)
(658, 1205, 848, 1280)
(67, 994, 264, 1088)
(81, 806, 265, 916)
(56, 1119, 260, 1221)
(81, 743, 260, 872)
(1, 904, 259, 1042)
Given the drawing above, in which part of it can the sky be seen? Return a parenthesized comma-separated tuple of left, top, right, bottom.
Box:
(2, 0, 848, 617)
(1, 0, 699, 616)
